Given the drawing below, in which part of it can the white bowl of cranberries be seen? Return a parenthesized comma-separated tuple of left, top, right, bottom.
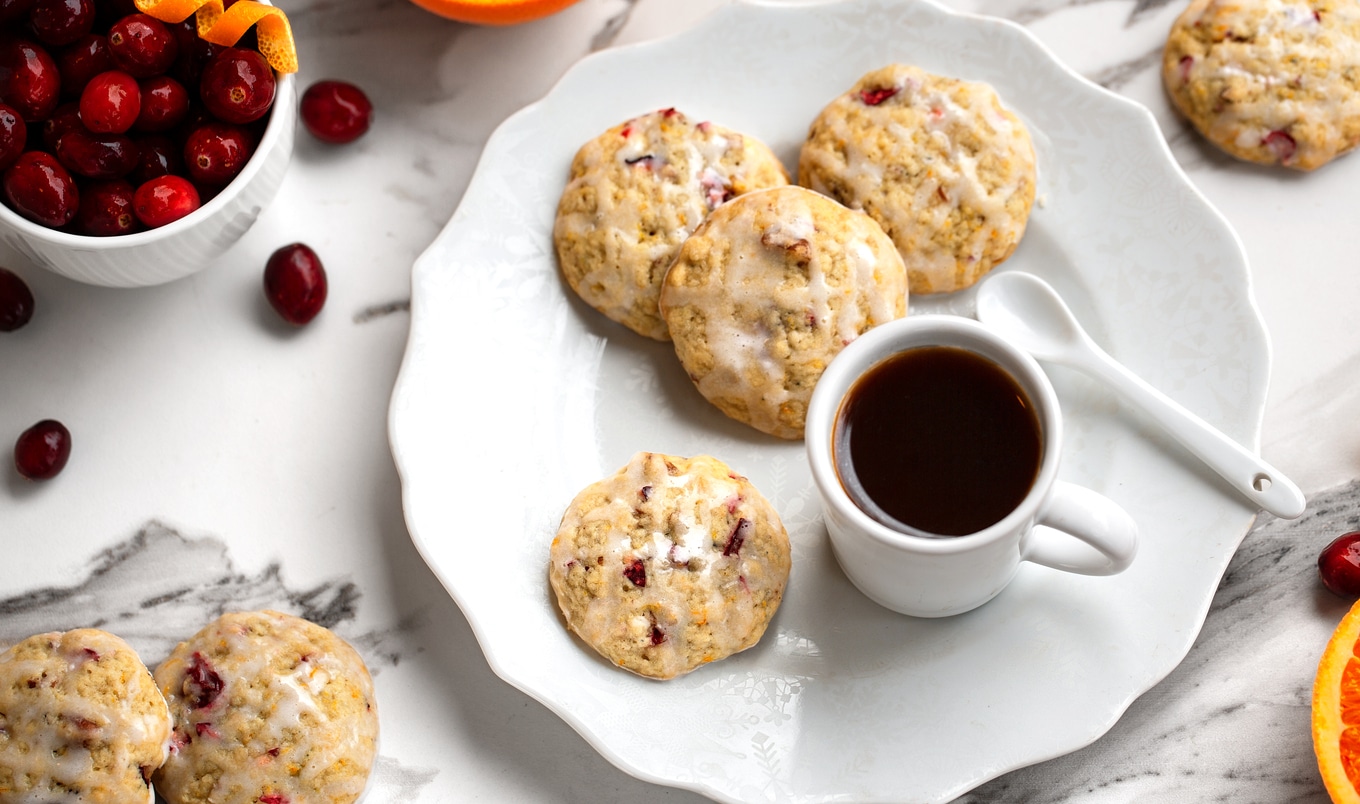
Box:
(0, 0, 295, 287)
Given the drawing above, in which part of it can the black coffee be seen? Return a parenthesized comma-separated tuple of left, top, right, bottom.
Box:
(834, 346, 1042, 536)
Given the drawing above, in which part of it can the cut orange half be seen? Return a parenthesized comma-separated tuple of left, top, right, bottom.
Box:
(134, 0, 298, 73)
(407, 0, 582, 25)
(1314, 598, 1360, 803)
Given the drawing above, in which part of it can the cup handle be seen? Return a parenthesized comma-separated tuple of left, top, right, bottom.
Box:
(1022, 481, 1138, 576)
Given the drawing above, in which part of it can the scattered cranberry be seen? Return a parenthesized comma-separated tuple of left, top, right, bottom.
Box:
(14, 418, 70, 480)
(0, 265, 34, 331)
(199, 47, 273, 124)
(107, 13, 177, 77)
(28, 0, 96, 48)
(3, 149, 77, 225)
(300, 80, 372, 144)
(54, 127, 137, 178)
(79, 69, 139, 133)
(1320, 532, 1360, 596)
(859, 86, 899, 106)
(132, 74, 186, 131)
(0, 38, 61, 122)
(132, 173, 196, 226)
(263, 243, 327, 325)
(184, 121, 250, 186)
(257, 794, 288, 804)
(0, 102, 25, 169)
(72, 178, 135, 235)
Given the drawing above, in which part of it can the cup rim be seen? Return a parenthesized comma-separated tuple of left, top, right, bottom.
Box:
(0, 65, 295, 251)
(806, 314, 1063, 555)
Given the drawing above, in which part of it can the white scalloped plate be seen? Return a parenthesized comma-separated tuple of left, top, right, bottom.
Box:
(389, 0, 1268, 800)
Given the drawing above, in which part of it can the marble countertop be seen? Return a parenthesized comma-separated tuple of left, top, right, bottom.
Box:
(1, 0, 1356, 801)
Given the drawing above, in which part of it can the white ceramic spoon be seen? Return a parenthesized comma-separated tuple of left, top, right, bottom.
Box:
(975, 270, 1305, 520)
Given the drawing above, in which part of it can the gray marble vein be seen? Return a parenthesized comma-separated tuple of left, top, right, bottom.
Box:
(959, 481, 1360, 803)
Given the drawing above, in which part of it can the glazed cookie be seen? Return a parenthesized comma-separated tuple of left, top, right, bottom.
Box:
(659, 185, 907, 440)
(549, 452, 791, 680)
(798, 63, 1037, 295)
(1162, 0, 1360, 170)
(554, 107, 789, 340)
(152, 610, 378, 804)
(0, 629, 172, 804)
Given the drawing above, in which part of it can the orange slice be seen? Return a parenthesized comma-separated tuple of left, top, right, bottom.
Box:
(133, 0, 298, 74)
(407, 0, 582, 25)
(1314, 598, 1360, 803)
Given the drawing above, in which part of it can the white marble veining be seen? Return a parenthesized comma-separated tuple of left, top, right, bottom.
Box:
(1, 0, 1357, 801)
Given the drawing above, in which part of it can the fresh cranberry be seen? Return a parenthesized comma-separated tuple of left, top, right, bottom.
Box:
(79, 69, 138, 133)
(14, 419, 70, 480)
(263, 243, 327, 325)
(28, 0, 95, 48)
(3, 150, 76, 225)
(0, 38, 61, 121)
(55, 127, 137, 178)
(199, 47, 273, 124)
(55, 34, 110, 97)
(0, 102, 25, 168)
(129, 133, 177, 183)
(183, 121, 249, 186)
(132, 173, 196, 227)
(184, 652, 224, 708)
(132, 74, 185, 132)
(107, 13, 177, 78)
(1320, 532, 1360, 596)
(167, 18, 219, 89)
(0, 266, 34, 331)
(0, 0, 34, 24)
(39, 99, 79, 151)
(72, 178, 135, 235)
(300, 80, 372, 144)
(859, 86, 899, 106)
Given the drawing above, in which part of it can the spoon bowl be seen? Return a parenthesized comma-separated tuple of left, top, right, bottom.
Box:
(976, 271, 1305, 520)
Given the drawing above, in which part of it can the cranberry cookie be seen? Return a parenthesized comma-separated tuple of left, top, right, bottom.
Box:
(799, 63, 1037, 294)
(0, 629, 172, 804)
(659, 185, 907, 440)
(1163, 0, 1360, 170)
(549, 452, 791, 680)
(554, 108, 789, 340)
(152, 610, 378, 804)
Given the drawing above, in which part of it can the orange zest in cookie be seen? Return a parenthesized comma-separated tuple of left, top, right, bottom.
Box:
(133, 0, 298, 74)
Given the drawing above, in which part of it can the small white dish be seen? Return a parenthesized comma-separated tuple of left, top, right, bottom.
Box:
(389, 0, 1270, 800)
(0, 54, 295, 288)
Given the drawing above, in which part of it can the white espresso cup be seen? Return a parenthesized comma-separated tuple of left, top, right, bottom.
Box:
(805, 315, 1138, 617)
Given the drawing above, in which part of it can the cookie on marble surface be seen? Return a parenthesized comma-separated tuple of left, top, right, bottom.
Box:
(549, 452, 791, 680)
(152, 610, 378, 804)
(1162, 0, 1360, 171)
(0, 628, 172, 804)
(798, 63, 1036, 295)
(554, 107, 790, 341)
(659, 185, 907, 440)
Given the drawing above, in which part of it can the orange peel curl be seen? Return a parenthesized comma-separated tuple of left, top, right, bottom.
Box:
(133, 0, 298, 74)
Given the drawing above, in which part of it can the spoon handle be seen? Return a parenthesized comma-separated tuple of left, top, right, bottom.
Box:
(1075, 343, 1306, 519)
